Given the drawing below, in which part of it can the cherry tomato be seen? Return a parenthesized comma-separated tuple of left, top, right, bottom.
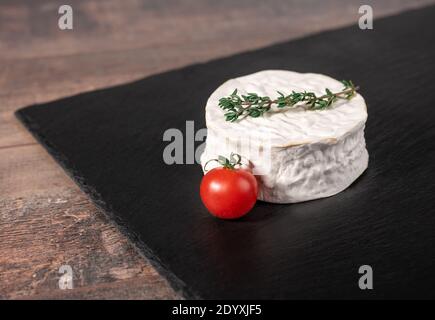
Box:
(200, 167, 258, 219)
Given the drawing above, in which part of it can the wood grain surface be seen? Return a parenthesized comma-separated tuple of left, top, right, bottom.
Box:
(1, 0, 434, 300)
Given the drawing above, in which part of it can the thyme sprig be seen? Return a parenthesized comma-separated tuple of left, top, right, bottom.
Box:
(219, 80, 359, 122)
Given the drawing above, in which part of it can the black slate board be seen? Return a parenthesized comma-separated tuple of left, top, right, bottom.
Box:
(16, 7, 435, 299)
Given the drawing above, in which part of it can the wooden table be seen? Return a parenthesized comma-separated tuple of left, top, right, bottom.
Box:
(1, 0, 433, 299)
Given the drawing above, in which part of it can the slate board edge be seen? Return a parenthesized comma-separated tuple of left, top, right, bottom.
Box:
(15, 110, 201, 300)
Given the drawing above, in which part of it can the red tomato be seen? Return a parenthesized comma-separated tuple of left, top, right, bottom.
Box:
(200, 167, 258, 219)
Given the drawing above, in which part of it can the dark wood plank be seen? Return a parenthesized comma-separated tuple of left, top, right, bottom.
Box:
(0, 151, 179, 299)
(1, 0, 432, 60)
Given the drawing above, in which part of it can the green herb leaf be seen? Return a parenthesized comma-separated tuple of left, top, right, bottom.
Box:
(218, 80, 359, 121)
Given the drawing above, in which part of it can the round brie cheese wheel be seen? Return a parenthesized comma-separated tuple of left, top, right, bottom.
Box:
(200, 70, 368, 203)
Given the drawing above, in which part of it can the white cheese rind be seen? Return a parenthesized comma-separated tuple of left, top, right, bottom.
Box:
(200, 70, 369, 203)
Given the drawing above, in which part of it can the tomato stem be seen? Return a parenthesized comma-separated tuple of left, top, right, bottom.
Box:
(203, 153, 243, 172)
